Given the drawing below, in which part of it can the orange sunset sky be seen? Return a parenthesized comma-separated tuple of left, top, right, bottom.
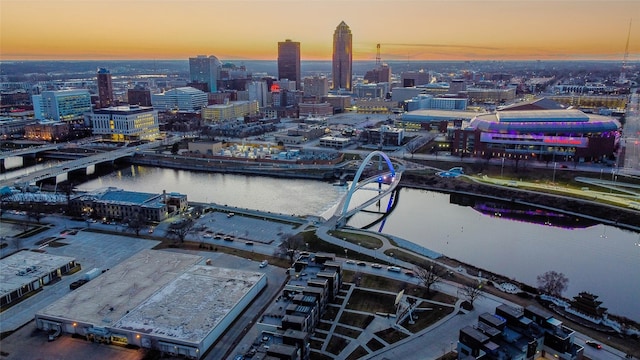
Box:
(1, 0, 638, 61)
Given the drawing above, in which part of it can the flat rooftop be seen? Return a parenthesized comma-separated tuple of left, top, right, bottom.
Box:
(38, 249, 265, 343)
(0, 250, 76, 296)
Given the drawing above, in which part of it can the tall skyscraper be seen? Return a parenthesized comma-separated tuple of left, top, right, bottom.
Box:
(97, 68, 114, 108)
(189, 55, 222, 93)
(332, 21, 352, 92)
(278, 39, 301, 90)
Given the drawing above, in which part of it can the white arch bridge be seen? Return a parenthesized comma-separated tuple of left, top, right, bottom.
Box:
(331, 151, 404, 228)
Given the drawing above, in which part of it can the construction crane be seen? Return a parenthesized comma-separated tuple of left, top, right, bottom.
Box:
(619, 19, 632, 84)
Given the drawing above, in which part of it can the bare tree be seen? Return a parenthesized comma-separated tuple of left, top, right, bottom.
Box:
(414, 263, 446, 295)
(126, 211, 147, 237)
(459, 281, 484, 309)
(166, 219, 195, 243)
(536, 270, 569, 297)
(275, 233, 305, 264)
(28, 211, 45, 224)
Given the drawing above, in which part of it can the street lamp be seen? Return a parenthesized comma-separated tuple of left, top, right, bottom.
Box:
(501, 157, 505, 178)
(552, 162, 557, 184)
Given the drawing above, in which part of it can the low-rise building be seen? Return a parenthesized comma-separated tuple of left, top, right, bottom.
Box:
(201, 100, 259, 122)
(35, 250, 267, 359)
(319, 136, 351, 149)
(151, 87, 208, 112)
(0, 251, 80, 309)
(457, 303, 584, 360)
(89, 105, 159, 142)
(69, 188, 187, 223)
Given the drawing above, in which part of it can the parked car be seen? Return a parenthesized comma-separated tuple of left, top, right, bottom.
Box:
(259, 260, 268, 268)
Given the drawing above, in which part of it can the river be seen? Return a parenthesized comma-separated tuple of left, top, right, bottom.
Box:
(76, 165, 640, 322)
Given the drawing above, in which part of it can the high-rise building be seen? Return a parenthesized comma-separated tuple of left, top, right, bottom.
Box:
(332, 21, 352, 92)
(303, 76, 329, 100)
(364, 64, 391, 84)
(127, 85, 152, 106)
(189, 55, 222, 93)
(96, 68, 114, 108)
(278, 39, 301, 90)
(32, 89, 92, 122)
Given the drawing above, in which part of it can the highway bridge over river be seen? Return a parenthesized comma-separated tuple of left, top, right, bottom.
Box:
(0, 140, 163, 189)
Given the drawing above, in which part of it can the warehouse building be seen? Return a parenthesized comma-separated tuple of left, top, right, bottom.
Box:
(35, 250, 267, 359)
(1, 250, 79, 308)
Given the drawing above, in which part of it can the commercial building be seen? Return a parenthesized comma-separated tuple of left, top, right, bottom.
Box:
(32, 89, 92, 122)
(364, 64, 391, 84)
(298, 103, 333, 117)
(303, 76, 329, 101)
(189, 55, 222, 92)
(278, 40, 301, 90)
(201, 100, 259, 122)
(454, 108, 621, 162)
(127, 85, 152, 106)
(360, 125, 404, 147)
(24, 120, 70, 142)
(332, 21, 353, 91)
(151, 87, 208, 112)
(35, 250, 267, 359)
(353, 83, 389, 99)
(457, 304, 584, 359)
(399, 109, 481, 132)
(0, 116, 33, 139)
(96, 68, 114, 108)
(319, 136, 351, 149)
(69, 188, 187, 222)
(401, 70, 431, 87)
(247, 81, 270, 108)
(90, 105, 159, 141)
(1, 251, 80, 309)
(405, 94, 468, 111)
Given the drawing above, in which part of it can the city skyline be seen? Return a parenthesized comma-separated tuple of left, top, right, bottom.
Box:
(0, 0, 638, 61)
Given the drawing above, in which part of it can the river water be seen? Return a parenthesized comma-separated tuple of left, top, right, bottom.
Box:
(76, 165, 640, 322)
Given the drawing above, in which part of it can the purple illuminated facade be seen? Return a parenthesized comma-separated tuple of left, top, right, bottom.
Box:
(452, 109, 621, 163)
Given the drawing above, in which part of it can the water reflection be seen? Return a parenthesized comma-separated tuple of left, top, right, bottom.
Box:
(76, 166, 639, 321)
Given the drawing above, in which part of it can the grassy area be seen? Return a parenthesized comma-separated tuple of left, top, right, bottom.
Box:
(366, 338, 385, 351)
(401, 301, 455, 334)
(334, 325, 362, 339)
(346, 289, 396, 314)
(326, 335, 349, 355)
(345, 346, 369, 360)
(309, 348, 333, 360)
(321, 305, 340, 322)
(329, 230, 383, 249)
(374, 328, 409, 344)
(339, 312, 375, 329)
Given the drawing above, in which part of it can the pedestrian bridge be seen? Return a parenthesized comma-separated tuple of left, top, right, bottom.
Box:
(331, 151, 404, 227)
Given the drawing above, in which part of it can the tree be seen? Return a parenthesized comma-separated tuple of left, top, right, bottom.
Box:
(126, 211, 147, 237)
(536, 270, 569, 297)
(275, 233, 305, 264)
(414, 263, 446, 295)
(28, 211, 45, 224)
(171, 142, 180, 155)
(166, 219, 195, 243)
(459, 281, 484, 309)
